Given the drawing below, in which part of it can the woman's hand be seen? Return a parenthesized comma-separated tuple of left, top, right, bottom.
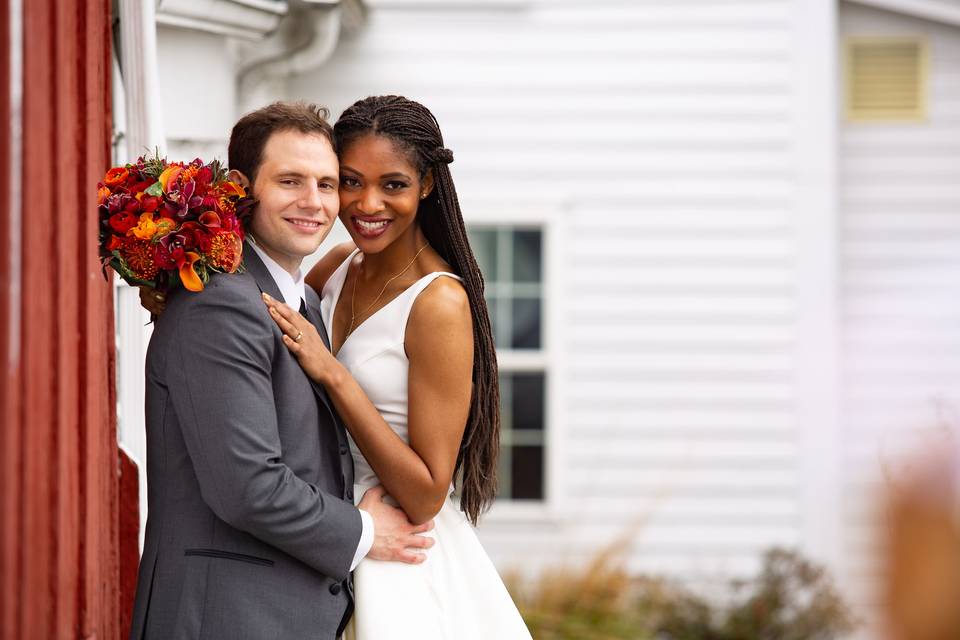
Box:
(139, 286, 167, 315)
(261, 292, 340, 385)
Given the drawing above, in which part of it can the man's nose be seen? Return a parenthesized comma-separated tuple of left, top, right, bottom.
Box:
(299, 184, 324, 210)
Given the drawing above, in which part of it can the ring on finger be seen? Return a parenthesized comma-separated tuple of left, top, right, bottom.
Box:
(295, 330, 304, 343)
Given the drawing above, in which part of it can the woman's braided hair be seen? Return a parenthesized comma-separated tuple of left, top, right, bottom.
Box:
(334, 96, 499, 524)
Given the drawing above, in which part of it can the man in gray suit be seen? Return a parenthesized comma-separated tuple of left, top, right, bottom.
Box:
(129, 102, 432, 639)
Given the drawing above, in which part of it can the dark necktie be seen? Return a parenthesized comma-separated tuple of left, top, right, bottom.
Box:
(298, 298, 307, 316)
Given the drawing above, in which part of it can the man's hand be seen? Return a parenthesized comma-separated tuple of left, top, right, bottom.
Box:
(359, 486, 435, 564)
(139, 285, 166, 315)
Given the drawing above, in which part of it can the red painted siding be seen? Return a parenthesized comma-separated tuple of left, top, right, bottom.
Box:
(0, 0, 136, 637)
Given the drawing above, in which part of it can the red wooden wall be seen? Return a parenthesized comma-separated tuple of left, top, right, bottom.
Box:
(0, 0, 137, 637)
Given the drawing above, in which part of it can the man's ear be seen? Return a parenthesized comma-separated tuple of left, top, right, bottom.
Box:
(229, 169, 251, 191)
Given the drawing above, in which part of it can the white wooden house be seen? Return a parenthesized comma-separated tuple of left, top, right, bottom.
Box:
(112, 0, 960, 635)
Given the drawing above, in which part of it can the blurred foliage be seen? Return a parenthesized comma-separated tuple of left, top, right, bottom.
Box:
(507, 547, 857, 640)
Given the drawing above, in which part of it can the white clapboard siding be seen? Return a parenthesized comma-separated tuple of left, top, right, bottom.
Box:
(287, 0, 800, 582)
(839, 0, 960, 630)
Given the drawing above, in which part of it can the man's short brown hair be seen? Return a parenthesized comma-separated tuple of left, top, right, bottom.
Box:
(228, 101, 335, 185)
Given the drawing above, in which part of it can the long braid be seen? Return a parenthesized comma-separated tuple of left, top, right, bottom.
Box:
(335, 96, 500, 525)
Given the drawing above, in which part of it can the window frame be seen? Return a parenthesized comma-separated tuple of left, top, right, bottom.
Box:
(463, 201, 565, 523)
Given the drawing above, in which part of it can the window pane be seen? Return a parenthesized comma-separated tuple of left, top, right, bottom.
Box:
(511, 373, 544, 432)
(510, 445, 544, 500)
(513, 230, 542, 283)
(511, 296, 541, 349)
(488, 295, 514, 350)
(496, 443, 512, 500)
(468, 228, 498, 282)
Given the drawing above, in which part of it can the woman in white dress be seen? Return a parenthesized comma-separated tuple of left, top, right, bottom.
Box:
(261, 95, 531, 639)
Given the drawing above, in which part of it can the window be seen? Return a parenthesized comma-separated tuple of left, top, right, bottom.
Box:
(845, 37, 928, 121)
(468, 227, 546, 501)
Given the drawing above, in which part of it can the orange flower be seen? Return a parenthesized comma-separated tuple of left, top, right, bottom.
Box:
(122, 239, 160, 281)
(128, 212, 159, 240)
(97, 185, 111, 205)
(104, 167, 129, 187)
(208, 232, 243, 272)
(179, 164, 199, 184)
(154, 218, 176, 237)
(179, 252, 204, 292)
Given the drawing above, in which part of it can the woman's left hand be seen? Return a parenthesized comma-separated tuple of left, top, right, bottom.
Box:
(261, 292, 338, 385)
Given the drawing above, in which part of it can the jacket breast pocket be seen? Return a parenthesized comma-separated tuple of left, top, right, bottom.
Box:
(184, 548, 275, 567)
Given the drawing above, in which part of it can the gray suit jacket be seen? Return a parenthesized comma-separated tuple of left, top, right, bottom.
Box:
(130, 247, 362, 640)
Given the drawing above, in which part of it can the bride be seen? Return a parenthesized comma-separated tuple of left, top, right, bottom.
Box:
(260, 95, 531, 639)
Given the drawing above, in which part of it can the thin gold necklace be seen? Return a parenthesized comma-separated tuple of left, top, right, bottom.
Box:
(348, 243, 429, 336)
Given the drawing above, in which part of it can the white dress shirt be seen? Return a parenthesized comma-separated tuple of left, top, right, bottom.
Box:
(247, 238, 374, 571)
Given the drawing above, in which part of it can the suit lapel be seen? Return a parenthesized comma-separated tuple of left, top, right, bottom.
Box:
(301, 292, 338, 414)
(240, 242, 286, 304)
(303, 294, 332, 352)
(243, 243, 336, 415)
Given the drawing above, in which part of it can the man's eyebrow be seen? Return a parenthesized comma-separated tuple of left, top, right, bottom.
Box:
(275, 170, 338, 182)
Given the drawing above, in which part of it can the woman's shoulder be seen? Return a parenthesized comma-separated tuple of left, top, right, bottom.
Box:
(305, 241, 357, 293)
(408, 273, 471, 334)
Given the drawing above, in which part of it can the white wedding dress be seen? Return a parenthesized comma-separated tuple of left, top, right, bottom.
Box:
(321, 250, 532, 640)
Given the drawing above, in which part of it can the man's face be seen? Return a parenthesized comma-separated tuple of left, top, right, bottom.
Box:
(238, 129, 339, 274)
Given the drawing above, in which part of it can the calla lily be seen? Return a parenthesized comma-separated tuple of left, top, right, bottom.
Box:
(159, 165, 182, 192)
(199, 211, 221, 228)
(179, 252, 204, 292)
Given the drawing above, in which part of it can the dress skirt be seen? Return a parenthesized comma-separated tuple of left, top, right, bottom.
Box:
(344, 486, 532, 640)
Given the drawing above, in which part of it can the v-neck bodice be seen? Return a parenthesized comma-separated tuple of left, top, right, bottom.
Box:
(319, 249, 462, 489)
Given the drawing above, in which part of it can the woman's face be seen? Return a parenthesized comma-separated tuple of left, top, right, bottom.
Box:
(338, 133, 433, 254)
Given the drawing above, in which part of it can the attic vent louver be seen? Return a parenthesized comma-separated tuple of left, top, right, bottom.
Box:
(846, 38, 928, 121)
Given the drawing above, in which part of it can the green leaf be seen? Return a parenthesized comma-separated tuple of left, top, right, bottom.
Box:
(145, 181, 163, 196)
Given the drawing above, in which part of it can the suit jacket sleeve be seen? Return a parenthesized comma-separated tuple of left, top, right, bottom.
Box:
(165, 278, 362, 579)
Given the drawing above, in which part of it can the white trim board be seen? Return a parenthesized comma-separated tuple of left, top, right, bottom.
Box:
(792, 0, 842, 576)
(846, 0, 960, 27)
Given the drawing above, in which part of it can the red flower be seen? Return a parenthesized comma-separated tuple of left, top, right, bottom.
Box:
(141, 196, 161, 212)
(127, 180, 154, 195)
(195, 166, 213, 186)
(104, 167, 129, 187)
(109, 210, 138, 234)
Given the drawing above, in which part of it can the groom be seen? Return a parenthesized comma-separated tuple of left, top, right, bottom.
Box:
(129, 102, 432, 639)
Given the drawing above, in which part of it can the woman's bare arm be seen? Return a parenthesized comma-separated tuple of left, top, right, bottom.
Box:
(261, 277, 473, 525)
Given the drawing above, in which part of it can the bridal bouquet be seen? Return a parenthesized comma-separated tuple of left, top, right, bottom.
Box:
(98, 154, 251, 292)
